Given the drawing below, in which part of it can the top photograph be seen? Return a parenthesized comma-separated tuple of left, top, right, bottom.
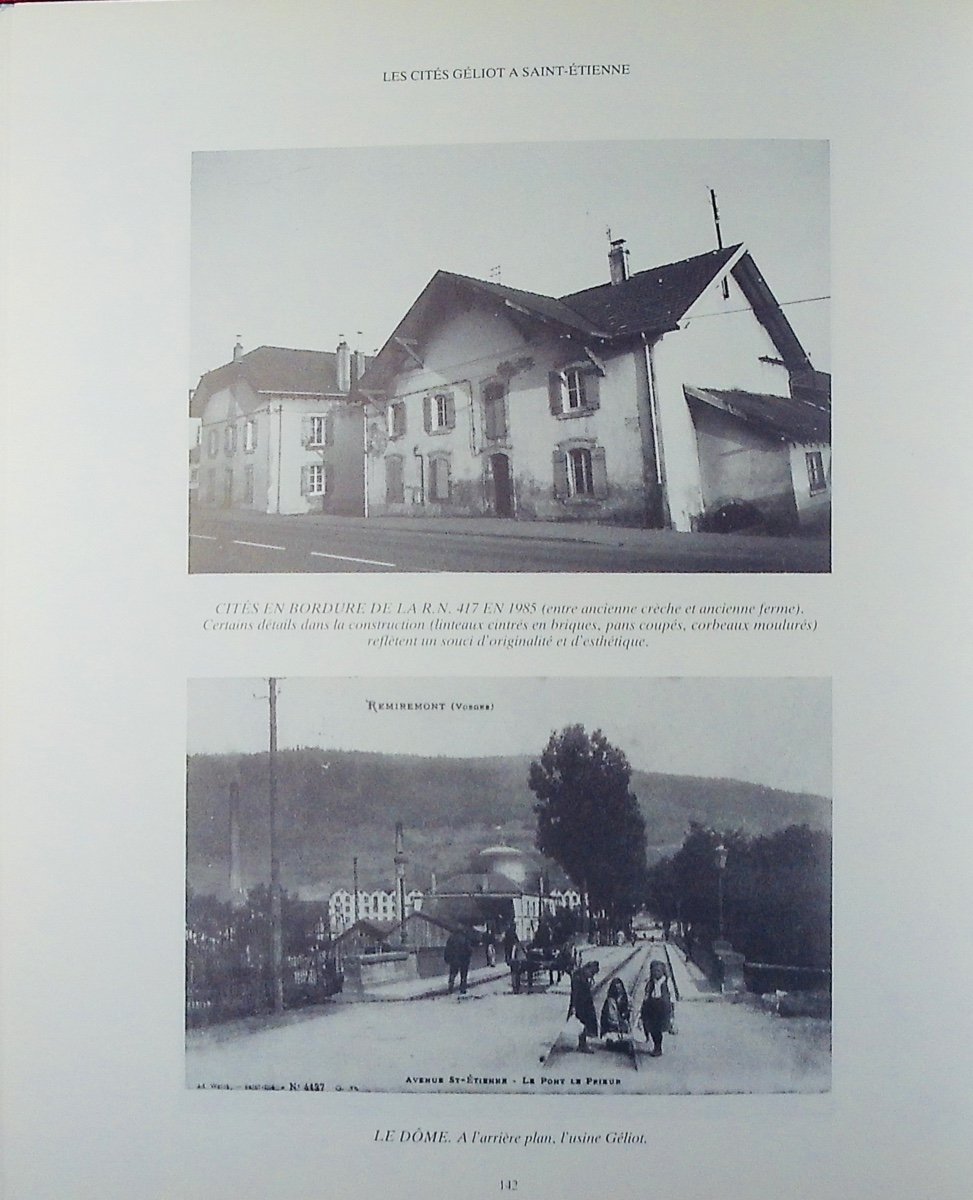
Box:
(188, 141, 830, 574)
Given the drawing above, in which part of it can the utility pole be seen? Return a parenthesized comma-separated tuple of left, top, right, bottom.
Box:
(268, 677, 284, 1013)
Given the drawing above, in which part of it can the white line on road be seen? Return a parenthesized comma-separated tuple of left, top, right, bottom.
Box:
(233, 539, 286, 551)
(309, 551, 396, 568)
(189, 533, 218, 540)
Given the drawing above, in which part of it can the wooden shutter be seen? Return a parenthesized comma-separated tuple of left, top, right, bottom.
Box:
(552, 449, 569, 499)
(423, 395, 432, 433)
(325, 412, 335, 447)
(548, 372, 563, 415)
(301, 415, 312, 447)
(591, 445, 608, 499)
(250, 419, 258, 451)
(394, 403, 406, 438)
(300, 464, 311, 495)
(584, 371, 601, 411)
(445, 393, 456, 429)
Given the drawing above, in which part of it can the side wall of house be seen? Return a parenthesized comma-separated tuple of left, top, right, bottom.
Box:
(650, 274, 795, 531)
(198, 393, 363, 516)
(789, 441, 832, 528)
(691, 403, 798, 527)
(366, 305, 647, 523)
(196, 382, 272, 513)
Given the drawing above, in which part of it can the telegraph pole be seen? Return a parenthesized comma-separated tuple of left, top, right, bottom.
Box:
(268, 677, 284, 1013)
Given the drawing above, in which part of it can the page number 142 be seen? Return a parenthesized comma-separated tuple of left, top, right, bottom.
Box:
(500, 1183, 519, 1192)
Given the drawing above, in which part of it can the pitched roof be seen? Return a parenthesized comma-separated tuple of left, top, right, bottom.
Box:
(559, 245, 741, 338)
(357, 246, 749, 394)
(190, 345, 348, 417)
(684, 385, 831, 443)
(447, 246, 741, 342)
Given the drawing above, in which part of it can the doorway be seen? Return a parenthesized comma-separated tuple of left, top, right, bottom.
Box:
(490, 453, 514, 517)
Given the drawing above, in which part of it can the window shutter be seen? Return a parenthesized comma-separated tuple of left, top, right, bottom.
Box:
(585, 371, 601, 411)
(302, 415, 312, 447)
(300, 464, 310, 495)
(548, 372, 563, 415)
(552, 449, 569, 499)
(325, 412, 335, 447)
(445, 393, 456, 429)
(591, 445, 608, 499)
(423, 395, 432, 433)
(250, 420, 258, 451)
(394, 404, 406, 438)
(322, 463, 330, 495)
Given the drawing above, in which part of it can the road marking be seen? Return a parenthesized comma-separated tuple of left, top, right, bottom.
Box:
(189, 533, 218, 540)
(233, 539, 286, 551)
(309, 550, 396, 568)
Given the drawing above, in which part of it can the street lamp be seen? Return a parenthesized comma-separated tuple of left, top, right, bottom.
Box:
(715, 841, 728, 945)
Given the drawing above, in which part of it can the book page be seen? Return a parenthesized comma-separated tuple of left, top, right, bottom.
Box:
(1, 2, 970, 1198)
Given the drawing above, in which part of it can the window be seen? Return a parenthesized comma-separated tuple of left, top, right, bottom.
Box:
(207, 429, 219, 458)
(306, 413, 332, 448)
(302, 463, 327, 496)
(204, 468, 216, 502)
(386, 455, 404, 505)
(552, 443, 608, 501)
(224, 424, 237, 454)
(244, 465, 254, 505)
(243, 418, 257, 453)
(423, 390, 456, 433)
(387, 402, 406, 439)
(548, 365, 601, 416)
(482, 381, 508, 441)
(806, 450, 827, 495)
(567, 447, 594, 496)
(429, 455, 451, 503)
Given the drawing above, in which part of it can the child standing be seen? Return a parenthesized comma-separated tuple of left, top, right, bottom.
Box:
(640, 959, 674, 1057)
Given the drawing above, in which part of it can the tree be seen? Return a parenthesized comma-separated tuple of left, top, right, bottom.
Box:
(528, 725, 647, 928)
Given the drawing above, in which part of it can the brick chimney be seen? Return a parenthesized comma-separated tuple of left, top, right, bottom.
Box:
(608, 238, 630, 284)
(335, 337, 351, 393)
(352, 348, 367, 384)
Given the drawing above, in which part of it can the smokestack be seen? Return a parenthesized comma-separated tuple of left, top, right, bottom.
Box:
(394, 822, 408, 944)
(228, 780, 243, 907)
(336, 337, 351, 393)
(233, 336, 243, 362)
(608, 238, 630, 284)
(352, 349, 367, 384)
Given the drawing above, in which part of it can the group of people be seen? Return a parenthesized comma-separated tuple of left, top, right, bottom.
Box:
(567, 958, 674, 1057)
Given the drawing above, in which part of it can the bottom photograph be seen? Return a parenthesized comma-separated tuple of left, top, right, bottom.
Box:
(186, 677, 832, 1095)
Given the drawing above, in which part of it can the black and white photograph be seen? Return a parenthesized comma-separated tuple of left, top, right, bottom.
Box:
(188, 141, 831, 574)
(186, 677, 832, 1094)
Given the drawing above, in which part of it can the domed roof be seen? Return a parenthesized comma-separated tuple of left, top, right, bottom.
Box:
(469, 844, 534, 886)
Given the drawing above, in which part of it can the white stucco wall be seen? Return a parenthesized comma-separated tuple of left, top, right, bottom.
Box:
(367, 304, 648, 522)
(650, 272, 795, 530)
(198, 388, 362, 515)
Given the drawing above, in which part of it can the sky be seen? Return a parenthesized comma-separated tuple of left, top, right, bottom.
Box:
(187, 677, 831, 798)
(191, 140, 829, 384)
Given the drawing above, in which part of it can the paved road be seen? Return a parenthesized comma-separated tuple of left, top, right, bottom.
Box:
(188, 510, 830, 574)
(185, 944, 830, 1094)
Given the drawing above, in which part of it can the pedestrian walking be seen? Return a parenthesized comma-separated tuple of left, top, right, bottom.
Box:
(502, 924, 516, 965)
(639, 959, 674, 1057)
(567, 960, 599, 1053)
(444, 926, 472, 995)
(484, 930, 497, 967)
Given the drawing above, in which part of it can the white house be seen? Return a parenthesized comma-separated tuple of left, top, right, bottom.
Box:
(190, 340, 367, 516)
(356, 240, 830, 532)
